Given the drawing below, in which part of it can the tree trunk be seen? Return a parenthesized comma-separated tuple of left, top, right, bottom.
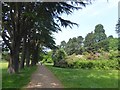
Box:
(12, 49, 19, 73)
(7, 53, 15, 74)
(31, 40, 36, 66)
(26, 39, 30, 67)
(20, 37, 27, 69)
(9, 2, 20, 73)
(35, 43, 39, 64)
(31, 42, 40, 66)
(31, 51, 36, 66)
(12, 40, 20, 73)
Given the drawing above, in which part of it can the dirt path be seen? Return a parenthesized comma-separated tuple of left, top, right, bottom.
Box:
(26, 65, 63, 88)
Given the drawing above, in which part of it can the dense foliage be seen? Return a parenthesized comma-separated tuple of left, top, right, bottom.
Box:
(52, 24, 119, 69)
(59, 24, 118, 55)
(65, 55, 119, 70)
(52, 49, 67, 67)
(2, 1, 91, 73)
(50, 52, 119, 70)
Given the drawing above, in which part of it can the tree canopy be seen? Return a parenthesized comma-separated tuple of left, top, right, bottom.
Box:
(59, 24, 116, 55)
(2, 1, 91, 73)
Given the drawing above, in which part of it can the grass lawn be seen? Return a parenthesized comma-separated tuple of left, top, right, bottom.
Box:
(46, 65, 119, 88)
(1, 61, 37, 89)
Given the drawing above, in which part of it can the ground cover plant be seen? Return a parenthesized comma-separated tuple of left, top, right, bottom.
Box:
(1, 61, 37, 88)
(46, 65, 119, 88)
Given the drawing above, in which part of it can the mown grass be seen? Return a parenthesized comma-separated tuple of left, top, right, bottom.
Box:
(1, 61, 37, 89)
(46, 65, 119, 88)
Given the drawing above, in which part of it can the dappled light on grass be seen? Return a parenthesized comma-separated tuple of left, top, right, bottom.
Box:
(1, 61, 37, 88)
(0, 62, 8, 69)
(46, 65, 119, 88)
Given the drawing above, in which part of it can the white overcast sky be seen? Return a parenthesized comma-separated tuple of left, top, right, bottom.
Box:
(53, 0, 120, 45)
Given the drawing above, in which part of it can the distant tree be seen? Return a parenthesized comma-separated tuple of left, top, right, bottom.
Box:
(94, 24, 107, 43)
(116, 18, 120, 53)
(65, 38, 76, 55)
(93, 24, 108, 52)
(63, 36, 84, 55)
(75, 36, 84, 54)
(116, 18, 120, 36)
(60, 41, 66, 49)
(52, 49, 67, 67)
(108, 35, 114, 39)
(76, 36, 84, 49)
(84, 32, 95, 52)
(84, 24, 108, 53)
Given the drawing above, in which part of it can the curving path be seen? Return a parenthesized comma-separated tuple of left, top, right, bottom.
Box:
(26, 65, 63, 88)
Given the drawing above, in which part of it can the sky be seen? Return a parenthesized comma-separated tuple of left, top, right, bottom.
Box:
(53, 0, 120, 45)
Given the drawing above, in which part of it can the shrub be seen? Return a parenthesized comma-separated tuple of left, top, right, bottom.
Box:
(109, 50, 118, 59)
(52, 49, 67, 67)
(66, 59, 119, 70)
(46, 58, 53, 63)
(53, 51, 119, 70)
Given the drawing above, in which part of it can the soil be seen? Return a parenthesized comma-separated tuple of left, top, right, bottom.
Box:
(25, 65, 63, 88)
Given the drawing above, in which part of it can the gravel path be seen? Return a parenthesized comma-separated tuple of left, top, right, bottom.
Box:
(26, 65, 63, 88)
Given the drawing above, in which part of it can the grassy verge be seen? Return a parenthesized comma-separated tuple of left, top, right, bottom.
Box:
(46, 65, 119, 88)
(1, 61, 37, 89)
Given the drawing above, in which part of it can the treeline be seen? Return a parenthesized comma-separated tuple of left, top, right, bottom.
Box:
(59, 24, 118, 55)
(1, 2, 91, 73)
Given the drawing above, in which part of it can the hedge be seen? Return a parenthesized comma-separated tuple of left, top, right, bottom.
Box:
(67, 59, 119, 70)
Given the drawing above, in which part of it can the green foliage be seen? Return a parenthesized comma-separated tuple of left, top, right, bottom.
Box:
(116, 18, 120, 35)
(108, 38, 118, 51)
(47, 65, 119, 88)
(69, 60, 119, 70)
(2, 53, 10, 61)
(60, 36, 84, 55)
(53, 49, 67, 61)
(2, 1, 90, 73)
(81, 51, 109, 60)
(59, 24, 118, 57)
(84, 31, 95, 49)
(60, 40, 66, 49)
(94, 39, 109, 52)
(84, 24, 108, 53)
(52, 49, 67, 67)
(109, 50, 119, 59)
(42, 51, 53, 63)
(58, 54, 119, 70)
(94, 24, 107, 42)
(1, 61, 37, 88)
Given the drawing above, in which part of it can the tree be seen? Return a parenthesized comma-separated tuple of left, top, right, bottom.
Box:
(52, 49, 67, 67)
(61, 36, 84, 55)
(116, 18, 120, 53)
(84, 31, 95, 52)
(60, 40, 66, 49)
(76, 36, 84, 54)
(2, 3, 24, 73)
(84, 24, 108, 53)
(116, 18, 120, 36)
(108, 35, 113, 39)
(2, 2, 91, 73)
(94, 24, 107, 43)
